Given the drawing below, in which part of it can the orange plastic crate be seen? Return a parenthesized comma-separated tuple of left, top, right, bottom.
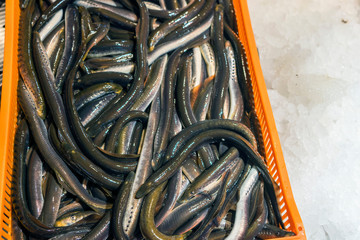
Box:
(0, 0, 306, 239)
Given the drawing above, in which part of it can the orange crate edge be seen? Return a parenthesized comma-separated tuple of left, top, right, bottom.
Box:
(0, 0, 306, 239)
(0, 0, 20, 239)
(233, 0, 306, 239)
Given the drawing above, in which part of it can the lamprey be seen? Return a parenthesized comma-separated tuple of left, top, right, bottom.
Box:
(14, 1, 293, 238)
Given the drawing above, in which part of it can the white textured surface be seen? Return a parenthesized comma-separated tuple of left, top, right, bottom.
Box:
(248, 1, 360, 239)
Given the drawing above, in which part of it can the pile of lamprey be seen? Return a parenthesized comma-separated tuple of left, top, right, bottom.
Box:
(13, 0, 295, 239)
